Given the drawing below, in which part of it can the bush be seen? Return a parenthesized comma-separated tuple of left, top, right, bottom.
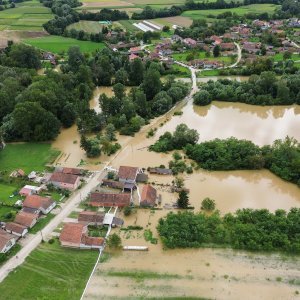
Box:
(48, 239, 55, 244)
(193, 90, 212, 106)
(201, 197, 216, 211)
(123, 206, 132, 216)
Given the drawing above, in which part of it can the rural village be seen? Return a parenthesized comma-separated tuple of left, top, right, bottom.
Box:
(0, 0, 299, 298)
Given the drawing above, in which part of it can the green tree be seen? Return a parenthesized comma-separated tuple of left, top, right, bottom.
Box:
(142, 68, 161, 100)
(283, 51, 292, 60)
(177, 190, 189, 209)
(115, 67, 128, 85)
(107, 233, 122, 249)
(67, 46, 85, 72)
(193, 90, 212, 106)
(123, 206, 132, 216)
(201, 197, 216, 211)
(105, 123, 116, 141)
(113, 83, 126, 100)
(129, 58, 144, 86)
(213, 45, 221, 57)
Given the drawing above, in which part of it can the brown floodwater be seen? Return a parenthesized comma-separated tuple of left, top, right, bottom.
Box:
(84, 209, 300, 300)
(60, 84, 300, 299)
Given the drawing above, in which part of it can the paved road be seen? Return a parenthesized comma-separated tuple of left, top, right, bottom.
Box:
(0, 171, 106, 283)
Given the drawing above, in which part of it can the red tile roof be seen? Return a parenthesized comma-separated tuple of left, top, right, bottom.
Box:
(81, 235, 104, 247)
(89, 193, 131, 207)
(0, 230, 15, 250)
(5, 222, 27, 234)
(15, 212, 38, 228)
(23, 195, 54, 210)
(141, 185, 157, 206)
(61, 168, 82, 175)
(60, 223, 85, 246)
(78, 211, 105, 224)
(50, 172, 79, 184)
(118, 166, 138, 181)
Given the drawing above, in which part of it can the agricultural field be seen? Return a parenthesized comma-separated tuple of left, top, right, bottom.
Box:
(182, 4, 280, 20)
(0, 143, 59, 173)
(24, 35, 106, 54)
(67, 20, 125, 33)
(0, 240, 98, 300)
(0, 0, 53, 31)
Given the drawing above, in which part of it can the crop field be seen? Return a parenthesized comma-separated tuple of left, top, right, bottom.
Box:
(182, 4, 279, 20)
(0, 1, 53, 31)
(24, 35, 106, 54)
(67, 20, 104, 33)
(0, 240, 98, 300)
(0, 143, 59, 173)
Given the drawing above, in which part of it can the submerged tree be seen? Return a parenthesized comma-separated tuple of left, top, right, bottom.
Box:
(177, 190, 189, 209)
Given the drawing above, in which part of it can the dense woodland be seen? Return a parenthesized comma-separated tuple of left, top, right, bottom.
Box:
(194, 72, 300, 106)
(0, 42, 189, 145)
(157, 208, 300, 253)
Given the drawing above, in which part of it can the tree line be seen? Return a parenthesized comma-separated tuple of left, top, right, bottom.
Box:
(157, 208, 300, 253)
(193, 71, 300, 106)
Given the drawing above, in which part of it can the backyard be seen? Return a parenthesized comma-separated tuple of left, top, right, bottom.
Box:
(0, 240, 98, 300)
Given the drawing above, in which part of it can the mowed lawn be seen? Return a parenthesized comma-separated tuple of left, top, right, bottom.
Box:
(24, 36, 106, 54)
(182, 4, 280, 20)
(0, 0, 53, 31)
(0, 143, 59, 173)
(0, 183, 18, 203)
(0, 240, 98, 300)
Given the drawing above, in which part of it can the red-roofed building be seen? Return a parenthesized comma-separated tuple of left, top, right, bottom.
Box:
(129, 46, 142, 54)
(15, 211, 38, 228)
(220, 42, 235, 51)
(140, 185, 157, 207)
(49, 172, 80, 190)
(89, 193, 131, 207)
(59, 223, 104, 249)
(118, 166, 139, 184)
(5, 222, 28, 237)
(78, 211, 105, 225)
(129, 53, 139, 61)
(0, 230, 16, 253)
(23, 195, 56, 214)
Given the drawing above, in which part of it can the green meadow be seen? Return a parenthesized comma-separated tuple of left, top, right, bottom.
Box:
(0, 240, 98, 300)
(24, 35, 106, 54)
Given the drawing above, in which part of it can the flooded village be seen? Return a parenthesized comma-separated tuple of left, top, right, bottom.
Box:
(50, 82, 300, 299)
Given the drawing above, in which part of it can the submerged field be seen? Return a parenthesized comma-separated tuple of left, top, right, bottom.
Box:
(24, 35, 106, 54)
(0, 240, 98, 300)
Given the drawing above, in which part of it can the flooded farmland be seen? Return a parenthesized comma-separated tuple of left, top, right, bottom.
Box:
(53, 82, 300, 299)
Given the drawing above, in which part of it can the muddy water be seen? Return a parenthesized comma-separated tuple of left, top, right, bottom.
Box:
(85, 209, 300, 300)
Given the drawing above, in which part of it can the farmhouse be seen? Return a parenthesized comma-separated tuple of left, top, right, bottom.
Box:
(118, 166, 139, 184)
(59, 223, 104, 249)
(89, 193, 131, 207)
(49, 172, 80, 190)
(220, 42, 235, 51)
(78, 211, 105, 225)
(55, 167, 83, 176)
(15, 211, 38, 228)
(101, 179, 124, 190)
(19, 185, 42, 197)
(148, 167, 172, 175)
(23, 195, 56, 215)
(10, 169, 25, 178)
(0, 230, 16, 253)
(5, 222, 28, 237)
(140, 185, 157, 207)
(183, 38, 197, 47)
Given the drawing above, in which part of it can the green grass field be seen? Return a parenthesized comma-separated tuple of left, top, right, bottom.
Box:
(0, 143, 59, 173)
(182, 4, 279, 20)
(29, 213, 55, 234)
(0, 183, 19, 204)
(67, 20, 104, 33)
(24, 36, 106, 54)
(0, 240, 98, 300)
(273, 53, 300, 62)
(0, 0, 53, 31)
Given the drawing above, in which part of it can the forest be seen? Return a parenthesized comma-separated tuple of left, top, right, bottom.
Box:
(157, 208, 300, 253)
(194, 72, 300, 106)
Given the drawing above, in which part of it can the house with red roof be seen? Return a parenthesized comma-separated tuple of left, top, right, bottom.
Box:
(0, 230, 16, 253)
(49, 172, 80, 190)
(89, 193, 131, 207)
(23, 195, 56, 215)
(15, 211, 38, 228)
(5, 222, 28, 237)
(59, 223, 104, 249)
(118, 166, 139, 184)
(140, 185, 157, 207)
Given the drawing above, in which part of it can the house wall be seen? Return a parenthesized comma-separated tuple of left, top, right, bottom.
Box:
(6, 229, 28, 237)
(51, 180, 79, 190)
(60, 241, 80, 248)
(0, 238, 16, 253)
(41, 202, 56, 215)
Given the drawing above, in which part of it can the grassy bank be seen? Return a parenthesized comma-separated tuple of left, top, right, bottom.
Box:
(0, 240, 98, 300)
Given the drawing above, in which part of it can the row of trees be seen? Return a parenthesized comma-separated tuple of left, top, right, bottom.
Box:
(185, 137, 300, 186)
(193, 72, 300, 106)
(157, 208, 300, 253)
